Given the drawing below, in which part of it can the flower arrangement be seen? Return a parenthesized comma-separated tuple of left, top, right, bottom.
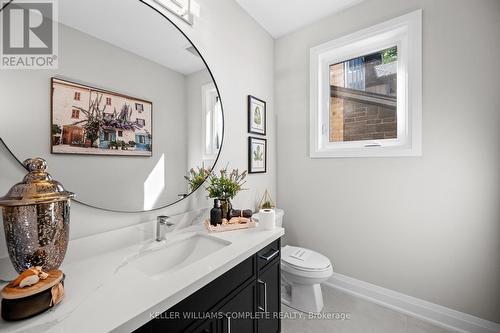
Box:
(185, 166, 212, 191)
(206, 167, 247, 200)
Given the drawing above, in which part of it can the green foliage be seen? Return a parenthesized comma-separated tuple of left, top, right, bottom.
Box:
(262, 201, 273, 209)
(185, 166, 212, 191)
(84, 119, 100, 148)
(51, 124, 62, 135)
(253, 145, 263, 161)
(206, 167, 247, 200)
(254, 106, 262, 125)
(382, 47, 397, 64)
(116, 140, 127, 149)
(128, 141, 136, 147)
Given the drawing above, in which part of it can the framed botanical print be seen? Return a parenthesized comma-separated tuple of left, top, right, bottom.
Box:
(248, 95, 266, 135)
(248, 137, 267, 174)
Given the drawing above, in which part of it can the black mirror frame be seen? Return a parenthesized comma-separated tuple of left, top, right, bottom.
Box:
(0, 0, 224, 213)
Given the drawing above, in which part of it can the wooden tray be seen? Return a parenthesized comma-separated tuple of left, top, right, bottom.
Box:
(204, 219, 256, 233)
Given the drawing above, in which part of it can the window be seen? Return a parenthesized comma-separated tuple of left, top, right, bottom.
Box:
(71, 109, 80, 119)
(138, 135, 145, 144)
(310, 10, 422, 157)
(202, 82, 223, 160)
(136, 118, 146, 126)
(74, 92, 81, 101)
(118, 131, 123, 137)
(103, 131, 112, 141)
(330, 46, 397, 143)
(135, 103, 144, 112)
(106, 97, 112, 105)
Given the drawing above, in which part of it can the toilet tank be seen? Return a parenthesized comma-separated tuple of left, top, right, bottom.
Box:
(275, 208, 284, 228)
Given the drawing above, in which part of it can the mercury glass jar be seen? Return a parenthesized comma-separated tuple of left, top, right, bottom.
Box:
(0, 158, 74, 273)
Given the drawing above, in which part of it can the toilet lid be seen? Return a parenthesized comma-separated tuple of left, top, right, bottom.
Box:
(281, 246, 331, 271)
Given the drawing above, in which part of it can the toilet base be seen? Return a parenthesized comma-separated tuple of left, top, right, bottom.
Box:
(281, 279, 324, 313)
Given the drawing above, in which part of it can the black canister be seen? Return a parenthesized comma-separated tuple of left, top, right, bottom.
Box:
(210, 199, 223, 225)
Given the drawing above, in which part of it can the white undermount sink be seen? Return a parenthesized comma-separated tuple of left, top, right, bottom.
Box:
(127, 233, 231, 278)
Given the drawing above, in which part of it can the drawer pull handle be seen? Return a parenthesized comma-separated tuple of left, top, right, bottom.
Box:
(257, 279, 268, 312)
(258, 249, 279, 261)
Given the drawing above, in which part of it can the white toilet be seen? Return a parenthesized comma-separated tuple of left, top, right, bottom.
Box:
(274, 209, 333, 313)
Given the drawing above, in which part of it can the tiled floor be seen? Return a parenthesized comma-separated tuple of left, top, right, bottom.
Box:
(281, 286, 452, 333)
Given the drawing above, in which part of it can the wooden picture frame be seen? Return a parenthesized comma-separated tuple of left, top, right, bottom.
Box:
(247, 95, 266, 135)
(248, 137, 267, 174)
(50, 77, 153, 157)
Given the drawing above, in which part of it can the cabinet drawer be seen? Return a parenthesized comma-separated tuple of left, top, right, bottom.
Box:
(137, 256, 255, 333)
(257, 238, 281, 272)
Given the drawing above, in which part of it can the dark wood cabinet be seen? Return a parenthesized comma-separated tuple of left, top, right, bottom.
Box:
(219, 282, 256, 333)
(134, 238, 281, 333)
(188, 319, 217, 333)
(257, 261, 281, 333)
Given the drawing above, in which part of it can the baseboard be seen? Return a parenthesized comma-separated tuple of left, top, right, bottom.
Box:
(324, 273, 500, 333)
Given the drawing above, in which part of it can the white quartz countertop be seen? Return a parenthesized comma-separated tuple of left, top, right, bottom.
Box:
(0, 223, 284, 333)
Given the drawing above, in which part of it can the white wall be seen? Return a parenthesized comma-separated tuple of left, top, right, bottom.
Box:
(0, 0, 275, 258)
(275, 0, 500, 323)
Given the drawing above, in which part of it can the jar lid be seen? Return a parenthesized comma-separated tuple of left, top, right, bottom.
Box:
(0, 158, 75, 207)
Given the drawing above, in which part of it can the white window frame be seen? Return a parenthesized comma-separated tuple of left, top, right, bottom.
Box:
(310, 10, 422, 158)
(201, 82, 222, 161)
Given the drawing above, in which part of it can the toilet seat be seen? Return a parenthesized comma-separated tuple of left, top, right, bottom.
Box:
(281, 246, 332, 272)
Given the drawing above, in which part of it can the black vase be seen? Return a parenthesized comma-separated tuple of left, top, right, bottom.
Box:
(210, 199, 222, 226)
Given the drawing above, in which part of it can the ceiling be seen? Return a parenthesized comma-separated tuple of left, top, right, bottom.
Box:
(235, 0, 365, 38)
(58, 0, 205, 75)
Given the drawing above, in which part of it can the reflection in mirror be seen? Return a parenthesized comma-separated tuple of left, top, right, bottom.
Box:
(0, 0, 223, 212)
(202, 83, 223, 160)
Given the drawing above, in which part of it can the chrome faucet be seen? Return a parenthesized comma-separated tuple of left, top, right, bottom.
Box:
(156, 215, 174, 241)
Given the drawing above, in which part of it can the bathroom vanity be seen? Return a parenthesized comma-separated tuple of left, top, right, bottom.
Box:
(0, 0, 285, 331)
(0, 220, 284, 333)
(135, 238, 281, 333)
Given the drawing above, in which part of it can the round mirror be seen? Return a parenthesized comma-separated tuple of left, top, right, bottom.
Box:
(0, 0, 223, 212)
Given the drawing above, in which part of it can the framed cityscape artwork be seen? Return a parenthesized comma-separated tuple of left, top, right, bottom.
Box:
(51, 78, 152, 157)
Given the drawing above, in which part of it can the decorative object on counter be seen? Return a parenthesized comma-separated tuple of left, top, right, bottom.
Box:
(258, 208, 276, 230)
(11, 266, 49, 289)
(248, 95, 266, 135)
(1, 268, 65, 321)
(248, 137, 267, 174)
(229, 209, 253, 219)
(220, 199, 232, 221)
(210, 199, 223, 226)
(227, 216, 251, 224)
(259, 189, 275, 210)
(185, 165, 212, 191)
(0, 158, 75, 273)
(51, 78, 153, 157)
(204, 219, 256, 233)
(206, 167, 247, 219)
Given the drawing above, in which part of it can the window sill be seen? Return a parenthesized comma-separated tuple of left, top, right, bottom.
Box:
(310, 144, 422, 158)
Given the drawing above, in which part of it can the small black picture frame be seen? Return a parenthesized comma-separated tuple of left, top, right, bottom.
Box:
(248, 137, 267, 174)
(248, 95, 266, 135)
